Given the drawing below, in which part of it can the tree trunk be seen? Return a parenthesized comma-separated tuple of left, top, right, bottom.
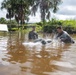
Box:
(42, 8, 46, 25)
(10, 17, 12, 31)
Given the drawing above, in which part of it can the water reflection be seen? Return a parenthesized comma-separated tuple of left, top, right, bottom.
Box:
(29, 43, 71, 75)
(0, 32, 76, 75)
(6, 32, 28, 63)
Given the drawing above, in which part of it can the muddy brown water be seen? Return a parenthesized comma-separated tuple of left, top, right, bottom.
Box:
(0, 32, 76, 75)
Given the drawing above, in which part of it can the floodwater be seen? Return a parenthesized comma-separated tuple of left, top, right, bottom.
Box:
(0, 32, 76, 75)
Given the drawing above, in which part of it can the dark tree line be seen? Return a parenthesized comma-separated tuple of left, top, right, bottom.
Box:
(1, 0, 62, 25)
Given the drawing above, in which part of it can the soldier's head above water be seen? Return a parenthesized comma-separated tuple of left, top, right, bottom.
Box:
(56, 26, 63, 34)
(32, 26, 36, 31)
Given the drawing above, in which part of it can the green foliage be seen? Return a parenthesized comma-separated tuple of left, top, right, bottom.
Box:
(1, 0, 62, 26)
(36, 22, 43, 26)
(7, 20, 18, 25)
(7, 19, 18, 31)
(0, 17, 7, 24)
(0, 17, 76, 33)
(42, 19, 76, 33)
(36, 25, 42, 32)
(1, 0, 33, 24)
(62, 20, 76, 28)
(8, 27, 18, 31)
(31, 0, 62, 24)
(43, 25, 56, 33)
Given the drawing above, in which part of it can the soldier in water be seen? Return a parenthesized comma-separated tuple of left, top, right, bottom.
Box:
(28, 26, 38, 40)
(56, 26, 75, 43)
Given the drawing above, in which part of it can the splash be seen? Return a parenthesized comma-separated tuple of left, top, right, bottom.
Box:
(23, 38, 64, 49)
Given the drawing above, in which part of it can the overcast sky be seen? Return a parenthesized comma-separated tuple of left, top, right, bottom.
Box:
(0, 0, 76, 23)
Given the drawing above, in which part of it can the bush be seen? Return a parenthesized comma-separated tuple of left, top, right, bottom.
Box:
(42, 19, 76, 33)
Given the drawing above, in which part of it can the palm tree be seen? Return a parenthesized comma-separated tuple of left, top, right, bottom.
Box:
(31, 0, 62, 25)
(1, 0, 33, 28)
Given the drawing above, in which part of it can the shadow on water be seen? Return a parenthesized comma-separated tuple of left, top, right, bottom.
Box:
(0, 32, 76, 75)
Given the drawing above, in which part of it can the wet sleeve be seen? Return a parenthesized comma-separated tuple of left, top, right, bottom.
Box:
(60, 34, 72, 43)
